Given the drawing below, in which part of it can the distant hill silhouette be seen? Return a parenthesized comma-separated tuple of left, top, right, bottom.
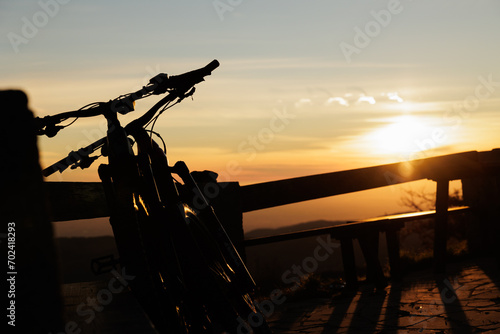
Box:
(55, 219, 390, 285)
(245, 219, 347, 238)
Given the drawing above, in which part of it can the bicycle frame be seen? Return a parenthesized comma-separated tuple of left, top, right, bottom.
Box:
(97, 107, 187, 332)
(37, 60, 273, 333)
(95, 99, 257, 332)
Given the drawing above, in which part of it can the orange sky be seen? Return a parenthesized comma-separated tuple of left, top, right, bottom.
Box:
(2, 1, 500, 234)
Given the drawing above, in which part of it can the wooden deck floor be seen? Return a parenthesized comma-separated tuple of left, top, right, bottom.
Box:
(267, 257, 500, 333)
(62, 279, 157, 333)
(62, 257, 500, 333)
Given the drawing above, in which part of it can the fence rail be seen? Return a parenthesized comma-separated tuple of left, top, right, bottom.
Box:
(243, 206, 470, 247)
(46, 149, 500, 221)
(238, 150, 487, 212)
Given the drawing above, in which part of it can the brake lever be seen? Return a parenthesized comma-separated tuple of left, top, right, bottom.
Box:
(45, 124, 65, 138)
(185, 87, 196, 99)
(149, 73, 169, 95)
(34, 116, 64, 137)
(70, 155, 100, 170)
(177, 87, 196, 102)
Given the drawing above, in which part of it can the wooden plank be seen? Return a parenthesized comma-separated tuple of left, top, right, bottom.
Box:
(46, 182, 109, 222)
(45, 181, 241, 221)
(239, 151, 480, 212)
(244, 206, 470, 247)
(62, 280, 157, 333)
(45, 149, 495, 221)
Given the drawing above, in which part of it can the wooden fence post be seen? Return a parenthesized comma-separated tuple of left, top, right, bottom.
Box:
(208, 181, 246, 261)
(434, 179, 449, 274)
(358, 232, 387, 288)
(462, 159, 500, 266)
(1, 90, 64, 332)
(339, 237, 358, 288)
(386, 226, 401, 280)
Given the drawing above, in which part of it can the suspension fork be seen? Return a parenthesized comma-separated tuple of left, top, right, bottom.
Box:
(98, 110, 147, 272)
(127, 127, 190, 285)
(98, 111, 184, 332)
(172, 161, 257, 292)
(130, 127, 180, 204)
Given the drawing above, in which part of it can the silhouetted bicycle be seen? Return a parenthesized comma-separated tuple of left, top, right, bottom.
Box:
(36, 60, 272, 333)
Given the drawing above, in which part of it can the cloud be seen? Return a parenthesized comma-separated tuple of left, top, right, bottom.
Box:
(387, 92, 404, 103)
(294, 98, 313, 108)
(325, 97, 349, 107)
(356, 96, 376, 105)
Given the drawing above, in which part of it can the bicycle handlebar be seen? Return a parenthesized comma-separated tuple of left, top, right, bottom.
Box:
(42, 137, 107, 176)
(35, 60, 219, 137)
(150, 59, 220, 94)
(40, 60, 219, 176)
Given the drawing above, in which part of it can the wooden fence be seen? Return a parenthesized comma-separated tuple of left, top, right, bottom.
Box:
(46, 149, 500, 287)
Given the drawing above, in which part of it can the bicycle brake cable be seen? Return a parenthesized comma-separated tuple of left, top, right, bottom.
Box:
(145, 99, 180, 130)
(146, 130, 167, 154)
(56, 101, 101, 129)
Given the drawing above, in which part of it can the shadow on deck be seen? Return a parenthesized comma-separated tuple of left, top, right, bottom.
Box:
(61, 257, 500, 333)
(266, 257, 500, 334)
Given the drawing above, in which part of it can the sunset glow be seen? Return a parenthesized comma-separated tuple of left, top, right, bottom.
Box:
(365, 115, 437, 156)
(2, 1, 499, 233)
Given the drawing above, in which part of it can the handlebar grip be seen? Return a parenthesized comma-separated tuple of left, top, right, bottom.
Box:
(160, 59, 220, 93)
(204, 59, 220, 74)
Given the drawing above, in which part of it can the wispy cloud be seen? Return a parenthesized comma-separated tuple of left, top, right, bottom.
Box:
(356, 96, 376, 105)
(325, 97, 349, 107)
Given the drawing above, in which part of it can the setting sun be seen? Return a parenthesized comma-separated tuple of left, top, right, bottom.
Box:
(364, 115, 436, 156)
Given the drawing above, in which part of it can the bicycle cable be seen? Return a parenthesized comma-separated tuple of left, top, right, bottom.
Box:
(57, 101, 101, 128)
(146, 99, 179, 129)
(146, 129, 167, 154)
